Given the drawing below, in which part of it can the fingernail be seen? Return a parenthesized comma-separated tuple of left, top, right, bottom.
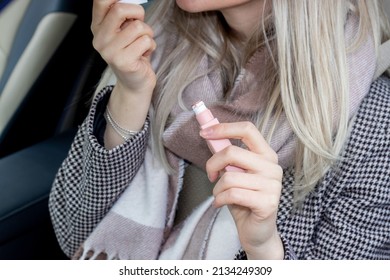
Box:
(200, 128, 213, 138)
(207, 172, 216, 183)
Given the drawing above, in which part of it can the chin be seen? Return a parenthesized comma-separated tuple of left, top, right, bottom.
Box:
(175, 0, 206, 13)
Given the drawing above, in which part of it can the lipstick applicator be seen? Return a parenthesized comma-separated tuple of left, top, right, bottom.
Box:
(192, 101, 244, 173)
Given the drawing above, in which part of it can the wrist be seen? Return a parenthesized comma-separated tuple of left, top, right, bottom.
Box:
(108, 85, 152, 131)
(115, 80, 155, 98)
(245, 231, 284, 260)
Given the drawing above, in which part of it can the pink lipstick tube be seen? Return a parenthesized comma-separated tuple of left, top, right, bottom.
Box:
(192, 101, 244, 173)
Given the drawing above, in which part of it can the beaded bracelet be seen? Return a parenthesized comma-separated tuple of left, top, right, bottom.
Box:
(104, 107, 139, 141)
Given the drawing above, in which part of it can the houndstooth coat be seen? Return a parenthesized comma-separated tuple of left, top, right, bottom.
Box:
(49, 76, 390, 259)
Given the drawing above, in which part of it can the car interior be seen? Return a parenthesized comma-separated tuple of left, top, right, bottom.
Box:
(0, 0, 389, 260)
(0, 0, 107, 259)
(0, 0, 156, 260)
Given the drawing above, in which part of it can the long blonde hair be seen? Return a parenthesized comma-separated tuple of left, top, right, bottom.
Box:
(144, 0, 390, 202)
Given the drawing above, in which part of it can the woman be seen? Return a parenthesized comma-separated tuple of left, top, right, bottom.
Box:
(49, 0, 390, 259)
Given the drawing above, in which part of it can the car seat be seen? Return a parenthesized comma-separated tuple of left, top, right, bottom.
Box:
(0, 0, 106, 259)
(0, 0, 106, 158)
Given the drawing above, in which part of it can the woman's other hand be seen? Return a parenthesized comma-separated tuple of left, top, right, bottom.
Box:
(201, 121, 284, 260)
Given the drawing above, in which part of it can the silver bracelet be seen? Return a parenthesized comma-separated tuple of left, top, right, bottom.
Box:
(104, 106, 139, 141)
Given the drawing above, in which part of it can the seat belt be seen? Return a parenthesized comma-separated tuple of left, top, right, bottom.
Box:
(374, 40, 390, 80)
(0, 0, 12, 12)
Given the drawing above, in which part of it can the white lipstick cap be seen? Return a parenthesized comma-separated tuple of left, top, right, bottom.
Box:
(192, 101, 208, 115)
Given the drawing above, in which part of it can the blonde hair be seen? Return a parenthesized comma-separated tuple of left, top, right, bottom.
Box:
(141, 0, 390, 202)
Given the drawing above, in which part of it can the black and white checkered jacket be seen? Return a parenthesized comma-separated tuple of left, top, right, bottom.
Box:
(49, 76, 390, 259)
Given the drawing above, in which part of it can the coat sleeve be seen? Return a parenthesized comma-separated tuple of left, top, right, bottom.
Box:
(290, 77, 390, 259)
(271, 77, 390, 260)
(48, 86, 150, 258)
(303, 78, 390, 259)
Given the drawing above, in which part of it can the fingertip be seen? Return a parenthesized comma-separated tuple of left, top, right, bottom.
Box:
(199, 128, 212, 139)
(212, 198, 220, 209)
(207, 172, 218, 182)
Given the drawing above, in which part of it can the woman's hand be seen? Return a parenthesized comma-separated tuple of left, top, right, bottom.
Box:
(201, 121, 284, 260)
(91, 0, 157, 94)
(91, 1, 157, 148)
